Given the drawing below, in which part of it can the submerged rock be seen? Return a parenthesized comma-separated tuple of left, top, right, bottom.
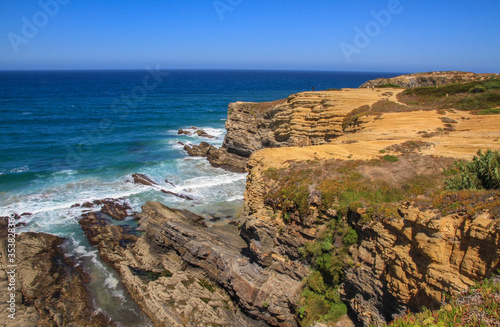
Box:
(132, 173, 159, 186)
(161, 189, 195, 201)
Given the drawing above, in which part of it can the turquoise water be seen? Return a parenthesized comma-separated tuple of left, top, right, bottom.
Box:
(0, 69, 399, 325)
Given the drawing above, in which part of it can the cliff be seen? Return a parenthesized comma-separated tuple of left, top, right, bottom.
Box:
(344, 196, 500, 326)
(185, 88, 402, 172)
(359, 71, 499, 88)
(229, 82, 500, 325)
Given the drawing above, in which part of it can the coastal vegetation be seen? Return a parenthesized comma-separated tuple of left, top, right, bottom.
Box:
(375, 83, 403, 88)
(445, 149, 500, 190)
(263, 154, 452, 325)
(263, 147, 500, 326)
(397, 78, 500, 111)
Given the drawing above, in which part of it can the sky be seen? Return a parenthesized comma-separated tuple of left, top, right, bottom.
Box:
(0, 0, 499, 73)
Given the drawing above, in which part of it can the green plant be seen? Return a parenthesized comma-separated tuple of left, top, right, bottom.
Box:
(198, 278, 216, 293)
(476, 108, 500, 115)
(469, 85, 487, 93)
(445, 149, 500, 190)
(375, 83, 402, 88)
(342, 228, 358, 246)
(383, 155, 399, 162)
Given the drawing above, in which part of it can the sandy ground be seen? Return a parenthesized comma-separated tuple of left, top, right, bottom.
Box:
(252, 88, 500, 168)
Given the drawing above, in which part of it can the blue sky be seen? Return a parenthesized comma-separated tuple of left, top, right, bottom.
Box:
(0, 0, 499, 72)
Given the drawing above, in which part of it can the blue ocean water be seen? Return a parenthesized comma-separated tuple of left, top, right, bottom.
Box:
(0, 69, 399, 325)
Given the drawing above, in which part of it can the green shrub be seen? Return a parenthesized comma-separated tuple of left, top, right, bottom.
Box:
(383, 155, 399, 162)
(476, 108, 500, 115)
(445, 149, 500, 190)
(469, 85, 486, 93)
(453, 91, 500, 111)
(342, 228, 358, 246)
(375, 83, 403, 88)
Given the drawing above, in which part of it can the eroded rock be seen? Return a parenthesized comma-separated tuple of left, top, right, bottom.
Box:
(0, 228, 115, 327)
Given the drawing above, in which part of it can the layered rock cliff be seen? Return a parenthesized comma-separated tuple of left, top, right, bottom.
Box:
(239, 152, 500, 326)
(185, 88, 401, 172)
(343, 195, 500, 326)
(359, 71, 499, 88)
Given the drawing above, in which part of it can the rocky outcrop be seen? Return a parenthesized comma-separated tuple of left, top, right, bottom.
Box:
(178, 127, 215, 138)
(79, 201, 302, 327)
(79, 209, 259, 327)
(239, 149, 500, 326)
(341, 198, 500, 326)
(192, 89, 395, 172)
(132, 173, 159, 186)
(139, 202, 303, 326)
(0, 223, 114, 327)
(359, 71, 499, 88)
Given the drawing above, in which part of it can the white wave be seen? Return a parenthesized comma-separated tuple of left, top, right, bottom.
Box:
(226, 195, 245, 202)
(199, 127, 226, 138)
(51, 169, 76, 177)
(22, 111, 32, 115)
(10, 165, 29, 173)
(177, 172, 246, 191)
(105, 276, 119, 289)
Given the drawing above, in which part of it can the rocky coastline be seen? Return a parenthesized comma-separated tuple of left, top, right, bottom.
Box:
(2, 71, 499, 326)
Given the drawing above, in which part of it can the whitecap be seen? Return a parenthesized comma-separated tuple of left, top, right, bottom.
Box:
(227, 195, 245, 202)
(178, 173, 246, 190)
(10, 165, 29, 173)
(105, 276, 119, 289)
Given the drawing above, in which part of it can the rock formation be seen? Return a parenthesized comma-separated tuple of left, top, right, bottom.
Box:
(79, 201, 302, 327)
(187, 89, 398, 172)
(343, 198, 500, 326)
(359, 71, 499, 88)
(0, 218, 114, 327)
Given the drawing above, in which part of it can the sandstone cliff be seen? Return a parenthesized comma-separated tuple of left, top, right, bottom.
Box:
(231, 84, 500, 326)
(239, 151, 500, 326)
(359, 71, 499, 88)
(343, 196, 500, 326)
(186, 88, 402, 172)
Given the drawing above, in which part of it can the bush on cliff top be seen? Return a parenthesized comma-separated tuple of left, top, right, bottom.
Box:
(445, 149, 500, 190)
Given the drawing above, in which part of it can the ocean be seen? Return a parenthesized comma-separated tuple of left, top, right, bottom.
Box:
(0, 69, 399, 325)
